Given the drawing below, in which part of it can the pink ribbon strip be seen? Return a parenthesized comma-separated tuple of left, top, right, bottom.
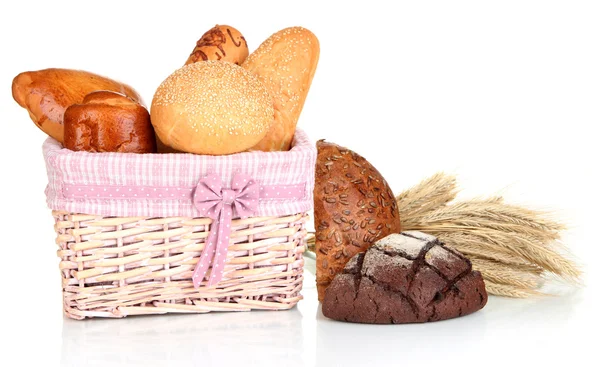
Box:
(191, 173, 259, 288)
(63, 182, 305, 202)
(62, 174, 306, 288)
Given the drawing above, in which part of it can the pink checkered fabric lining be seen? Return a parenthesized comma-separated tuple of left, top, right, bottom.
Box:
(43, 130, 316, 218)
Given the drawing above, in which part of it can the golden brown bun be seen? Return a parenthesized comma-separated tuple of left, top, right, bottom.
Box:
(64, 91, 156, 153)
(150, 61, 274, 155)
(242, 27, 319, 151)
(12, 68, 142, 143)
(185, 25, 249, 66)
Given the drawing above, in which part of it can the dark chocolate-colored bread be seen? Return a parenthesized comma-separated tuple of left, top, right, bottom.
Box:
(322, 231, 488, 324)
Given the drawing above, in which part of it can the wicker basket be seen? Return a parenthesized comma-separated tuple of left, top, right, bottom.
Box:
(44, 131, 316, 319)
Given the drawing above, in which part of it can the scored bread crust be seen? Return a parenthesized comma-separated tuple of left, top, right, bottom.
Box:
(242, 27, 319, 151)
(314, 140, 402, 302)
(321, 232, 488, 324)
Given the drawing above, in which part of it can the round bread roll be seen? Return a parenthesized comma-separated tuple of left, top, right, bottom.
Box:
(185, 25, 248, 66)
(150, 61, 274, 155)
(64, 91, 156, 153)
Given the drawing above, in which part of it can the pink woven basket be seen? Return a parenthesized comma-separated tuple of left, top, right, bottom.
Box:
(43, 130, 316, 319)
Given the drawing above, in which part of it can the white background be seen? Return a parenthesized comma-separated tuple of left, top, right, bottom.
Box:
(0, 1, 598, 366)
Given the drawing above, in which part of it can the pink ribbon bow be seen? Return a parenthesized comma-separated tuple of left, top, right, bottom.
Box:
(191, 173, 259, 288)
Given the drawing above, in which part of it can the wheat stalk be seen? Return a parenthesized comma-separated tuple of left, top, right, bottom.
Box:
(307, 171, 580, 298)
(483, 282, 541, 298)
(414, 220, 559, 244)
(470, 258, 542, 288)
(474, 229, 579, 280)
(413, 225, 576, 275)
(437, 232, 539, 267)
(397, 172, 581, 297)
(395, 172, 458, 223)
(411, 200, 565, 237)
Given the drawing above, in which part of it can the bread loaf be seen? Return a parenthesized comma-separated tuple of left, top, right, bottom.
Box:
(242, 27, 319, 151)
(150, 61, 273, 155)
(185, 25, 248, 66)
(12, 68, 142, 143)
(64, 91, 156, 153)
(314, 140, 401, 301)
(322, 232, 488, 324)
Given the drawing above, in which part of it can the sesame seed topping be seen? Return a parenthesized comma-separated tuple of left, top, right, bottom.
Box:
(151, 60, 274, 154)
(242, 27, 319, 148)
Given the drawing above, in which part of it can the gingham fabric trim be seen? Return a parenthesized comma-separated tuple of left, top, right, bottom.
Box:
(43, 130, 316, 217)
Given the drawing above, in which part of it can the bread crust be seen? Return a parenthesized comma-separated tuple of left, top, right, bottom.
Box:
(314, 140, 401, 301)
(150, 61, 273, 155)
(185, 25, 248, 66)
(243, 27, 319, 151)
(12, 68, 142, 143)
(322, 233, 488, 323)
(63, 91, 156, 153)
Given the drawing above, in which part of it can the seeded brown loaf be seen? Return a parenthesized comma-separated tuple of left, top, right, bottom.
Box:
(150, 61, 274, 155)
(12, 68, 142, 143)
(185, 24, 249, 66)
(314, 140, 402, 301)
(242, 27, 319, 151)
(64, 91, 156, 153)
(322, 232, 488, 324)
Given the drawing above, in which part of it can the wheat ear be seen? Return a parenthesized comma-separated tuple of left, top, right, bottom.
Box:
(396, 172, 581, 298)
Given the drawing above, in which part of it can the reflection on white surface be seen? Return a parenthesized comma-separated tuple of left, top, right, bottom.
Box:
(56, 258, 590, 367)
(59, 257, 318, 367)
(315, 289, 584, 366)
(61, 308, 306, 366)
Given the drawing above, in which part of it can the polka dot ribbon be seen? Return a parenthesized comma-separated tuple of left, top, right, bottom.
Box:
(191, 173, 260, 288)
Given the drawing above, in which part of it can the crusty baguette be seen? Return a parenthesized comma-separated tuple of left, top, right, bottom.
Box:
(242, 27, 319, 151)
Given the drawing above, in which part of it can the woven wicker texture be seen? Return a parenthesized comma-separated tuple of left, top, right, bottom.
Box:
(53, 210, 307, 319)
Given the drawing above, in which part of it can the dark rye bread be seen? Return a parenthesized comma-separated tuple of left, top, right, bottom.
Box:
(322, 231, 488, 324)
(314, 140, 401, 301)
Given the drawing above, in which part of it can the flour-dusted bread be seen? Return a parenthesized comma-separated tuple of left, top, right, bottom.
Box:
(322, 232, 488, 324)
(12, 68, 142, 143)
(150, 61, 274, 155)
(314, 140, 401, 301)
(243, 27, 319, 151)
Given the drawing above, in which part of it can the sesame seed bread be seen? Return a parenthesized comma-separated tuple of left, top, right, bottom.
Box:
(185, 24, 249, 66)
(150, 61, 274, 155)
(242, 27, 319, 151)
(314, 140, 402, 302)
